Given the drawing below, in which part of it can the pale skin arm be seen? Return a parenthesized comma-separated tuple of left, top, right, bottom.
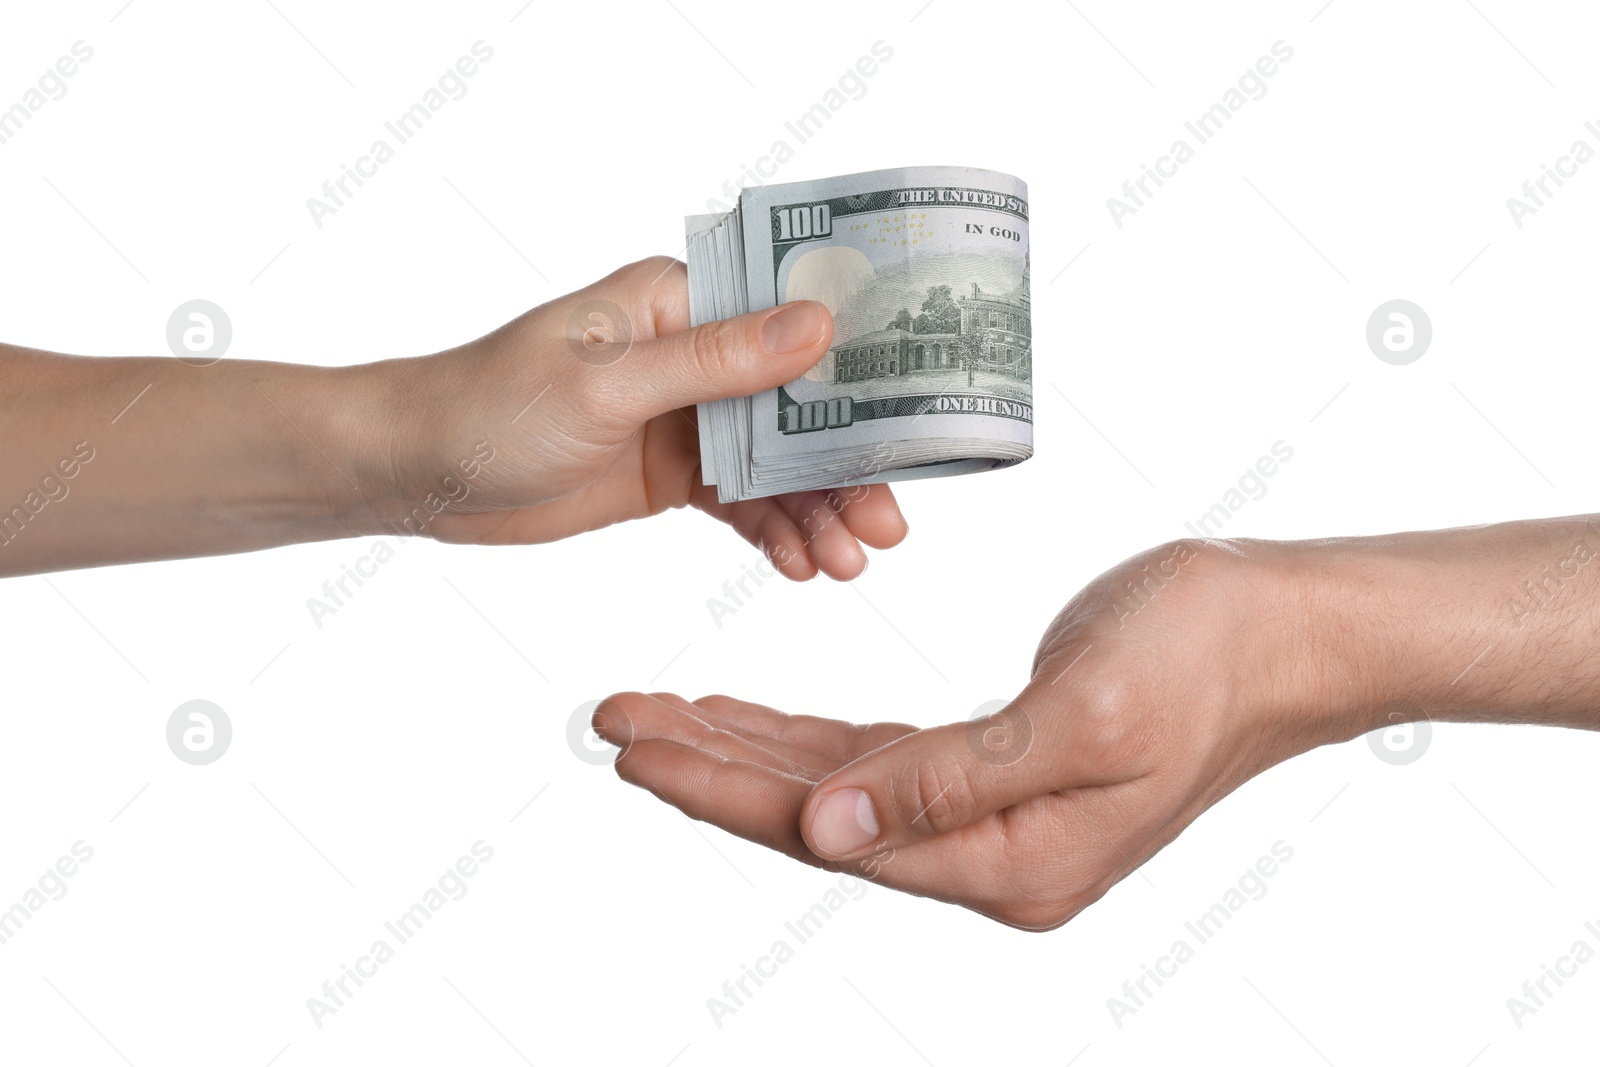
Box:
(0, 257, 907, 580)
(597, 515, 1600, 929)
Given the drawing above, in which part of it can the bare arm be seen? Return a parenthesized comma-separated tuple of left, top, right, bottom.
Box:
(0, 344, 401, 575)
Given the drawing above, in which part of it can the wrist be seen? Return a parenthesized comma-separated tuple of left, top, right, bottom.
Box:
(340, 350, 517, 541)
(1214, 539, 1383, 759)
(323, 357, 435, 538)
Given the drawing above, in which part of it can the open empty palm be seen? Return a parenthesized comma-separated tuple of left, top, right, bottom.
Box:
(595, 539, 1356, 929)
(594, 689, 1195, 930)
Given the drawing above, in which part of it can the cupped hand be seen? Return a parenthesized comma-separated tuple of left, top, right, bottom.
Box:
(381, 256, 907, 580)
(595, 539, 1363, 928)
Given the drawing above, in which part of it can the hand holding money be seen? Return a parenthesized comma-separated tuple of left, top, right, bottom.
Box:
(394, 256, 908, 580)
(0, 256, 909, 579)
(689, 167, 1033, 503)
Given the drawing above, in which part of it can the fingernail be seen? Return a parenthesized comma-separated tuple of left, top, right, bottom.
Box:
(763, 303, 825, 354)
(811, 788, 878, 857)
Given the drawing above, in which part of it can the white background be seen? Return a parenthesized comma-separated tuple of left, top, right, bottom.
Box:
(2, 1, 1598, 1064)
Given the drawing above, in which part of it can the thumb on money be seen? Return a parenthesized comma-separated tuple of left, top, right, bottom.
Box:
(619, 301, 832, 419)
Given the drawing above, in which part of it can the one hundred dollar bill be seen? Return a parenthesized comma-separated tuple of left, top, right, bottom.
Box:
(689, 166, 1032, 503)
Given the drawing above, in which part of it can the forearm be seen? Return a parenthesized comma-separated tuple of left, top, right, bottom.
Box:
(1284, 514, 1600, 741)
(0, 345, 415, 577)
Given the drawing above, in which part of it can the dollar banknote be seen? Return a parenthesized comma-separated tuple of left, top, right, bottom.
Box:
(688, 166, 1032, 503)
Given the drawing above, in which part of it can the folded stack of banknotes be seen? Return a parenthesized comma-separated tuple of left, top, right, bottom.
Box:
(688, 166, 1033, 503)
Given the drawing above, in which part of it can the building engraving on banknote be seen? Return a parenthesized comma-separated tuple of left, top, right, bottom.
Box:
(763, 186, 1030, 436)
(691, 166, 1033, 502)
(778, 254, 1032, 434)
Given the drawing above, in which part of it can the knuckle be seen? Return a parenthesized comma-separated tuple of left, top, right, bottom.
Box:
(685, 718, 722, 747)
(1146, 536, 1205, 574)
(1071, 680, 1141, 773)
(689, 318, 744, 383)
(847, 720, 901, 751)
(893, 758, 976, 838)
(1134, 535, 1256, 601)
(1155, 535, 1206, 559)
(615, 255, 681, 288)
(637, 253, 682, 275)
